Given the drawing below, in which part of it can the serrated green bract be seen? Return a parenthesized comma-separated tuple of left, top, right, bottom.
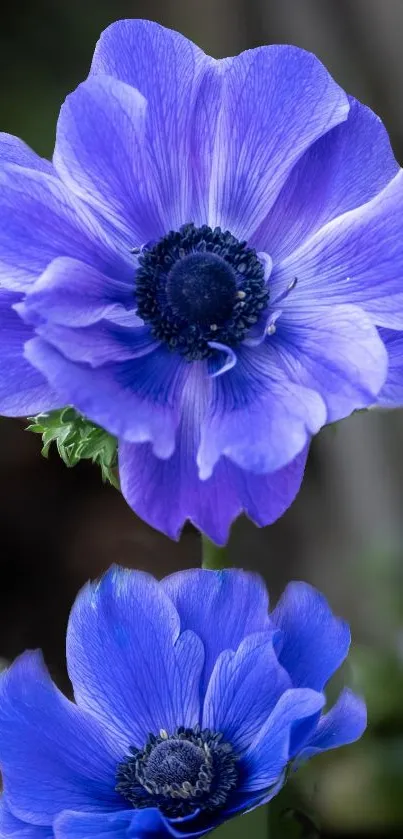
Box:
(27, 408, 119, 489)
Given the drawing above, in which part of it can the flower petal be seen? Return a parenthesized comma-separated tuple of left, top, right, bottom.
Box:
(209, 45, 348, 238)
(296, 688, 367, 762)
(0, 133, 53, 174)
(252, 97, 398, 260)
(223, 778, 286, 820)
(273, 304, 388, 422)
(55, 808, 211, 839)
(67, 567, 204, 748)
(162, 569, 271, 695)
(22, 256, 135, 327)
(25, 338, 185, 457)
(32, 321, 158, 367)
(0, 165, 131, 292)
(240, 689, 325, 791)
(271, 582, 350, 690)
(202, 632, 291, 753)
(0, 651, 123, 825)
(54, 74, 162, 245)
(198, 344, 325, 479)
(0, 802, 52, 839)
(272, 169, 403, 329)
(90, 19, 216, 232)
(54, 810, 134, 839)
(119, 436, 308, 545)
(377, 327, 403, 406)
(0, 290, 59, 416)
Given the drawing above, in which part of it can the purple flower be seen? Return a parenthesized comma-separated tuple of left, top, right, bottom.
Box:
(0, 19, 402, 543)
(0, 567, 366, 838)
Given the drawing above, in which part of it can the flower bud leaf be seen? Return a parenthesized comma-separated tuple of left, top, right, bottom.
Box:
(27, 408, 119, 488)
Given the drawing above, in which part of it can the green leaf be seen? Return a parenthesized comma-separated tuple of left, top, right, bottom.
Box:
(27, 408, 119, 488)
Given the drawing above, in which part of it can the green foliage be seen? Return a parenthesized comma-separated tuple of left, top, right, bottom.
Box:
(27, 408, 119, 488)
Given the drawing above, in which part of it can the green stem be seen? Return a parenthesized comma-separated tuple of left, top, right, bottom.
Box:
(201, 534, 229, 569)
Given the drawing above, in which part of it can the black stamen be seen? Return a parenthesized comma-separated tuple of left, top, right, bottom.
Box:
(134, 223, 269, 361)
(115, 726, 238, 818)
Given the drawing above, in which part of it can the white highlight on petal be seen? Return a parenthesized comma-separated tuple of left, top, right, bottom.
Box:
(207, 342, 237, 378)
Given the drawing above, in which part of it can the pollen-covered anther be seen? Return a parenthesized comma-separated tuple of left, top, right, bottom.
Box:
(115, 725, 238, 818)
(134, 223, 269, 361)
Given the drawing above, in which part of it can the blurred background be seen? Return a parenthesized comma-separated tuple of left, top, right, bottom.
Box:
(1, 0, 403, 836)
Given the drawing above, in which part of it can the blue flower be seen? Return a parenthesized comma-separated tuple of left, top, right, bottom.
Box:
(376, 328, 403, 405)
(0, 567, 366, 838)
(0, 19, 403, 543)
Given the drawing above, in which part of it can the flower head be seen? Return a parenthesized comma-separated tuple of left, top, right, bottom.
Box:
(0, 20, 402, 542)
(0, 566, 366, 838)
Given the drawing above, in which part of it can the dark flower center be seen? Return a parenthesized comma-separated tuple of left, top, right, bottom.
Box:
(166, 252, 236, 326)
(134, 223, 269, 361)
(115, 726, 238, 818)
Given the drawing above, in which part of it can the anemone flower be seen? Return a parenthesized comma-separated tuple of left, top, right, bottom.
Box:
(0, 20, 402, 542)
(0, 567, 366, 837)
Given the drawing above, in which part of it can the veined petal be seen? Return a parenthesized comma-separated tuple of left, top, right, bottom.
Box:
(272, 169, 403, 329)
(162, 569, 271, 695)
(198, 344, 325, 479)
(25, 338, 185, 457)
(90, 19, 217, 232)
(240, 689, 325, 791)
(67, 567, 204, 748)
(33, 321, 159, 367)
(271, 582, 350, 691)
(272, 304, 388, 422)
(377, 327, 403, 406)
(0, 652, 123, 825)
(54, 74, 163, 245)
(119, 437, 308, 545)
(22, 256, 136, 327)
(0, 165, 132, 292)
(296, 688, 367, 763)
(209, 45, 348, 238)
(0, 133, 53, 174)
(252, 97, 399, 260)
(223, 778, 286, 821)
(54, 810, 134, 839)
(202, 632, 290, 753)
(0, 802, 52, 839)
(55, 808, 211, 839)
(0, 289, 59, 416)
